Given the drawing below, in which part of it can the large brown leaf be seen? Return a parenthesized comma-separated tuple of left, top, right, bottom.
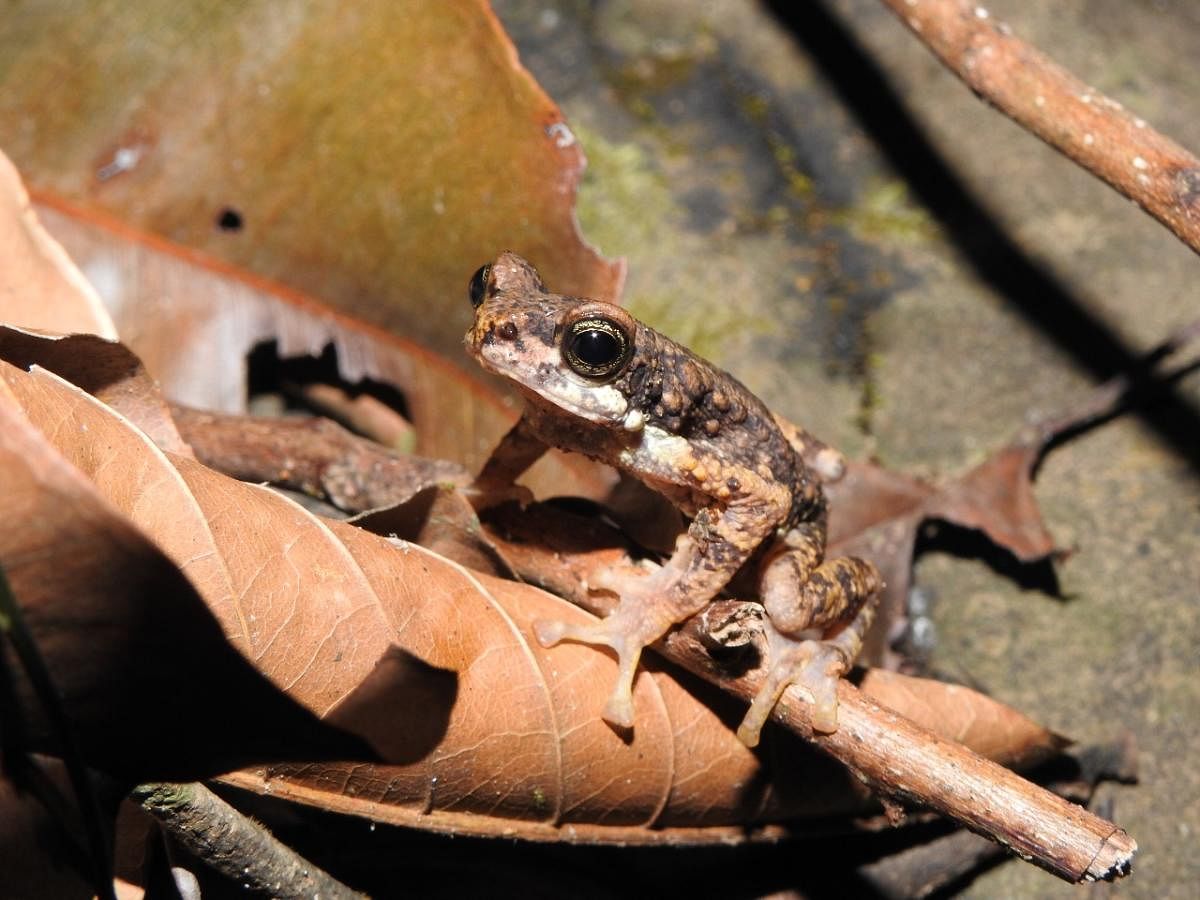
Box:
(33, 194, 616, 503)
(0, 323, 1069, 843)
(0, 0, 622, 359)
(0, 374, 371, 782)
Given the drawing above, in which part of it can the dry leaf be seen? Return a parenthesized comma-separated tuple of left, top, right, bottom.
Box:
(0, 326, 189, 455)
(33, 196, 615, 503)
(825, 450, 1058, 665)
(0, 377, 370, 781)
(0, 150, 114, 338)
(0, 1, 622, 359)
(0, 324, 1068, 844)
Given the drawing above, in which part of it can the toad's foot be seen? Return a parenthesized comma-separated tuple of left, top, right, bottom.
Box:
(534, 564, 681, 730)
(736, 603, 875, 747)
(736, 636, 846, 747)
(533, 617, 644, 728)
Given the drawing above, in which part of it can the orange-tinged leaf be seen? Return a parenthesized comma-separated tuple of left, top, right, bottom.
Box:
(856, 670, 1067, 771)
(0, 1, 622, 359)
(0, 326, 189, 454)
(0, 150, 114, 338)
(826, 453, 1060, 666)
(34, 195, 615, 503)
(0, 379, 370, 781)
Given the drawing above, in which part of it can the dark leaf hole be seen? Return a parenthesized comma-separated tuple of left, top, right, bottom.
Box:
(246, 340, 413, 437)
(216, 207, 244, 232)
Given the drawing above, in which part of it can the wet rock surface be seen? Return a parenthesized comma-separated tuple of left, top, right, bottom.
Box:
(495, 1, 1200, 895)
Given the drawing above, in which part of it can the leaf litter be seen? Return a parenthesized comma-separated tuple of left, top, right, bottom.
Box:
(0, 154, 1175, 842)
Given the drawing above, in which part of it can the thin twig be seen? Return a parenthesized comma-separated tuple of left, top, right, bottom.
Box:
(878, 0, 1200, 255)
(172, 403, 469, 513)
(639, 597, 1133, 883)
(133, 781, 366, 900)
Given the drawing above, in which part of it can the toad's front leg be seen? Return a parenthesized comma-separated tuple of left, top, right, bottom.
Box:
(534, 503, 773, 729)
(464, 414, 544, 510)
(736, 520, 881, 746)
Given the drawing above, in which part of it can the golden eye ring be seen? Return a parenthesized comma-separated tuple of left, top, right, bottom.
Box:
(563, 316, 632, 380)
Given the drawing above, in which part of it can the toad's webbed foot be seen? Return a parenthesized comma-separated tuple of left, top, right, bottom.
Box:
(533, 616, 644, 728)
(736, 620, 868, 746)
(534, 563, 686, 730)
(738, 551, 881, 747)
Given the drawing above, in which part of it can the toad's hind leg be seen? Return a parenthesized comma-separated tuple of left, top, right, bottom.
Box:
(737, 527, 881, 746)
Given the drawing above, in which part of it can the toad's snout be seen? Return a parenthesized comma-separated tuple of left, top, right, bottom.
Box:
(466, 313, 520, 351)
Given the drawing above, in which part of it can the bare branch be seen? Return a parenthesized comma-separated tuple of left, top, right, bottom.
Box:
(878, 0, 1200, 255)
(133, 781, 365, 900)
(172, 404, 469, 513)
(655, 599, 1134, 883)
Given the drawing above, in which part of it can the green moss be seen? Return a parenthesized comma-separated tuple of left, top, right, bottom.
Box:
(574, 125, 674, 259)
(834, 179, 935, 243)
(737, 91, 770, 125)
(855, 350, 884, 437)
(625, 290, 768, 362)
(730, 89, 813, 201)
(610, 53, 701, 99)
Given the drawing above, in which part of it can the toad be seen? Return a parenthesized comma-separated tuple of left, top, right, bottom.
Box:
(464, 253, 880, 746)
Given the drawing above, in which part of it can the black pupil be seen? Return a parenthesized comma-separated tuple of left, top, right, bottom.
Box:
(571, 328, 620, 366)
(468, 264, 491, 308)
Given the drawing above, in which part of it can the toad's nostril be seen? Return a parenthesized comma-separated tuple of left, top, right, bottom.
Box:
(499, 321, 518, 341)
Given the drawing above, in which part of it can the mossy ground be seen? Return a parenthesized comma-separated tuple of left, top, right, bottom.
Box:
(497, 1, 1200, 896)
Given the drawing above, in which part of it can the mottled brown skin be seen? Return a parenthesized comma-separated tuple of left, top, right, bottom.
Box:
(465, 252, 880, 745)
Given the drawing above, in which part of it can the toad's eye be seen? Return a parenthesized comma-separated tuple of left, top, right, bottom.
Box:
(563, 317, 632, 380)
(468, 264, 492, 309)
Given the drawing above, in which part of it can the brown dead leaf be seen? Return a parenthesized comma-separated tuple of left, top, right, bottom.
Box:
(0, 1, 622, 359)
(0, 326, 189, 455)
(0, 318, 1068, 843)
(351, 485, 515, 579)
(825, 447, 1058, 665)
(0, 150, 115, 338)
(0, 378, 371, 782)
(809, 336, 1195, 673)
(854, 670, 1067, 771)
(32, 195, 615, 504)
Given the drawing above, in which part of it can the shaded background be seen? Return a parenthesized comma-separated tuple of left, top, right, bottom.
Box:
(1, 0, 1197, 896)
(491, 2, 1199, 896)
